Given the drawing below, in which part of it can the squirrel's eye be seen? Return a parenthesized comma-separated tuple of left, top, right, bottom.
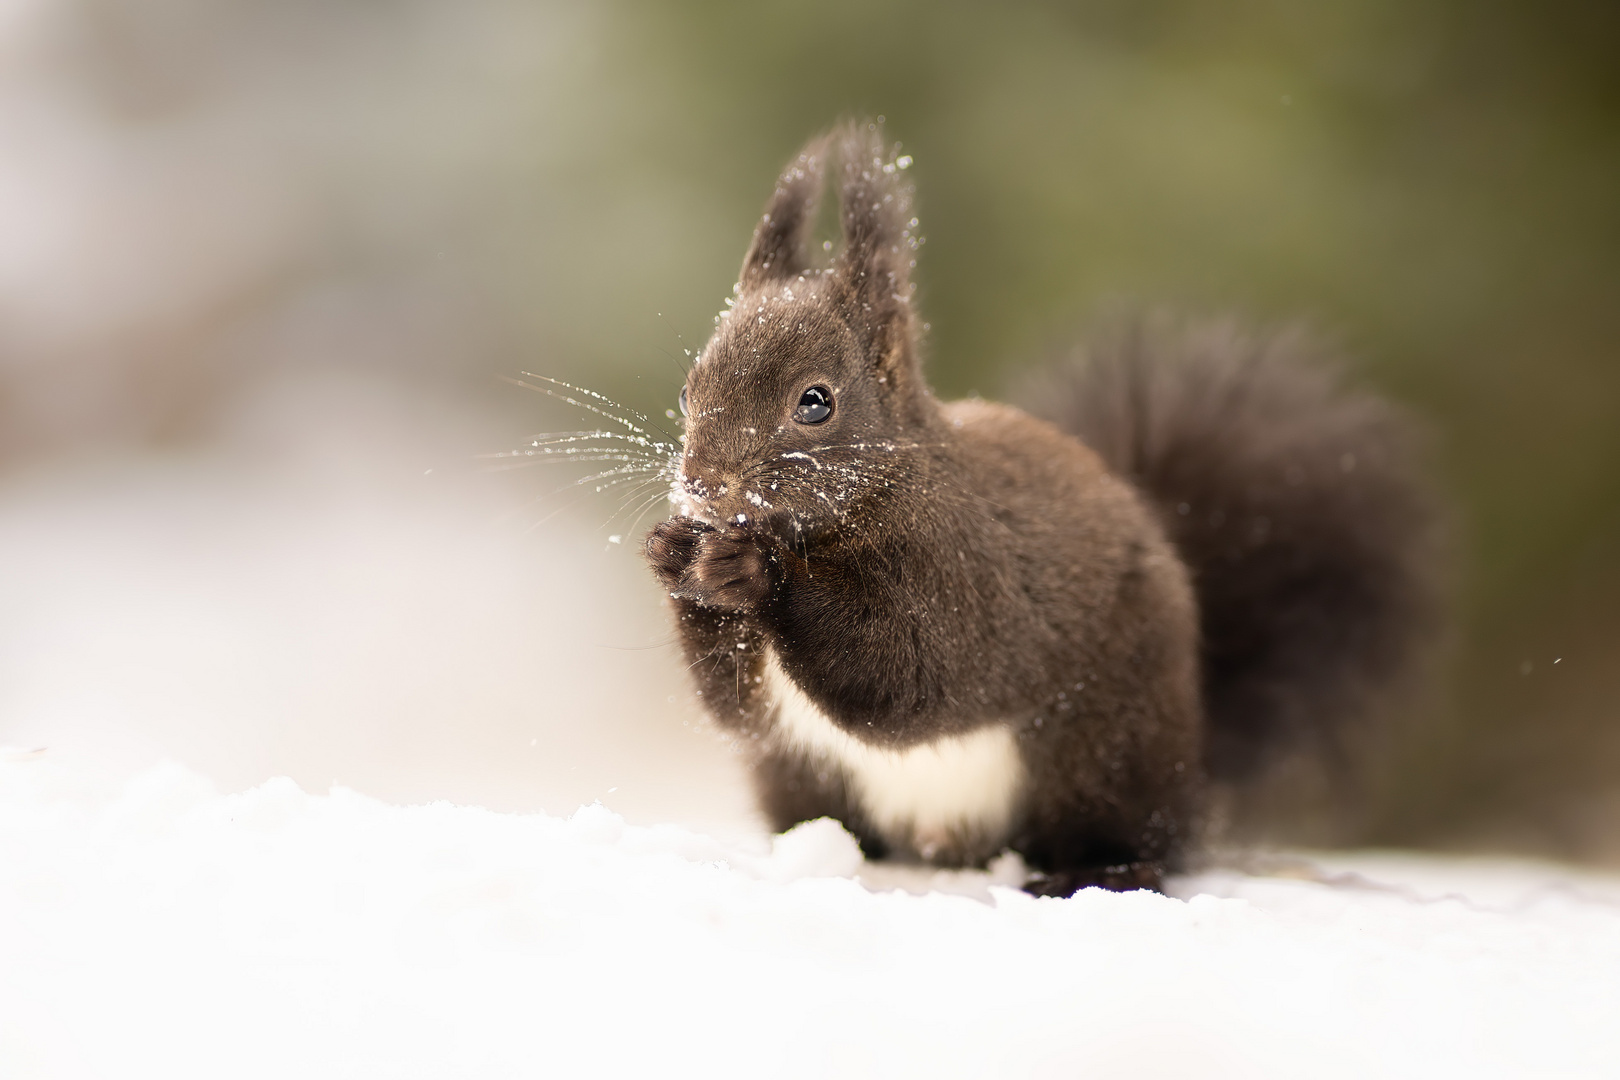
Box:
(793, 386, 833, 424)
(678, 385, 689, 417)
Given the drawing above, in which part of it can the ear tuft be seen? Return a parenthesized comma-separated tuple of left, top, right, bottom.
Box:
(834, 120, 918, 305)
(829, 120, 922, 387)
(739, 136, 829, 288)
(737, 121, 928, 397)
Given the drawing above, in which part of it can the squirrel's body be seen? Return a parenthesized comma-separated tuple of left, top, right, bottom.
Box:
(666, 398, 1199, 880)
(646, 124, 1435, 893)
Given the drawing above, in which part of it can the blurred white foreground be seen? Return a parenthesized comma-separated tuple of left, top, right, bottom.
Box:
(3, 383, 1620, 1079)
(4, 757, 1620, 1079)
(0, 372, 753, 836)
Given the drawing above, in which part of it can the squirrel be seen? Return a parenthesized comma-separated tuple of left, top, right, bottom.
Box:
(644, 121, 1438, 894)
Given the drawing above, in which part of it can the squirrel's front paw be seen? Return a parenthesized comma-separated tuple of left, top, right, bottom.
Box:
(645, 517, 708, 589)
(681, 529, 777, 611)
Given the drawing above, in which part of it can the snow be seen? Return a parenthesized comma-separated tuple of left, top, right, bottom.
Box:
(3, 386, 1619, 1078)
(4, 757, 1620, 1080)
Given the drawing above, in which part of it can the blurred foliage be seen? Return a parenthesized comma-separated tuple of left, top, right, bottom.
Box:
(3, 0, 1617, 856)
(581, 0, 1620, 858)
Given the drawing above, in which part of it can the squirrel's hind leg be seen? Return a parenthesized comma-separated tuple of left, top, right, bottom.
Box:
(1014, 807, 1186, 895)
(1023, 861, 1165, 896)
(752, 749, 890, 860)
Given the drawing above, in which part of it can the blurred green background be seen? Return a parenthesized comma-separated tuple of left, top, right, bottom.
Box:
(1, 0, 1615, 858)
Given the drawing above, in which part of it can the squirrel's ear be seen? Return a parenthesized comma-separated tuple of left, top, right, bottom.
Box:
(834, 121, 920, 369)
(739, 137, 827, 289)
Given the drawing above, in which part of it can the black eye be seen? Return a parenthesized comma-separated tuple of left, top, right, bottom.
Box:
(793, 386, 833, 424)
(678, 385, 689, 416)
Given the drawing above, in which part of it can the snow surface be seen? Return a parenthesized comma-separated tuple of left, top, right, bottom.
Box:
(4, 393, 1620, 1078)
(4, 755, 1620, 1080)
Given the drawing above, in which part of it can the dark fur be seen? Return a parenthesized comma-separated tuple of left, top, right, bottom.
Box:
(1013, 320, 1441, 784)
(644, 123, 1436, 893)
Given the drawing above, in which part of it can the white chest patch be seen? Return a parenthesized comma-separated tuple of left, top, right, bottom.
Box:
(760, 650, 1026, 860)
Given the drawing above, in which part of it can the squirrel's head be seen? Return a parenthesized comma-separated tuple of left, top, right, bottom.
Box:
(673, 122, 935, 541)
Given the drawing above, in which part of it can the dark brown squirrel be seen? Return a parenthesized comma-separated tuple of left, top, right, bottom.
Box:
(644, 121, 1438, 894)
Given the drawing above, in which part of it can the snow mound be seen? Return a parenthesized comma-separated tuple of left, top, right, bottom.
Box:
(3, 758, 1619, 1079)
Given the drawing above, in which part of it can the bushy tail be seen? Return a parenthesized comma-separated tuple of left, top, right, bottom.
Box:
(1015, 315, 1441, 783)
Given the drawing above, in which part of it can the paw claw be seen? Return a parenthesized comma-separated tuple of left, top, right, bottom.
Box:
(645, 517, 708, 586)
(647, 519, 777, 611)
(680, 529, 776, 611)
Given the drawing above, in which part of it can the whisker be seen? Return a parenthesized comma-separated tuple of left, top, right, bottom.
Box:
(516, 372, 661, 426)
(624, 485, 676, 541)
(598, 480, 664, 526)
(510, 373, 682, 447)
(517, 469, 666, 531)
(493, 370, 690, 543)
(569, 469, 666, 495)
(597, 636, 681, 652)
(600, 483, 673, 535)
(656, 343, 692, 380)
(483, 447, 662, 462)
(523, 485, 614, 532)
(482, 452, 665, 471)
(522, 472, 657, 514)
(489, 429, 674, 454)
(504, 377, 647, 437)
(655, 310, 696, 377)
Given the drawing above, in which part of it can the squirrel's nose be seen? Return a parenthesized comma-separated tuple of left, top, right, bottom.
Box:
(676, 467, 736, 522)
(679, 473, 725, 498)
(679, 461, 735, 500)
